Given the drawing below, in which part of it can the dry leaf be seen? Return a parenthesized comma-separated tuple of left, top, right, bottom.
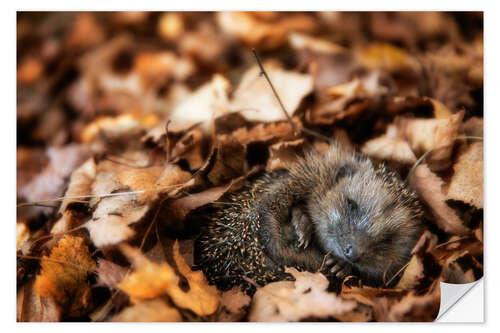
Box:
(17, 281, 61, 322)
(20, 145, 88, 209)
(216, 12, 316, 50)
(399, 110, 464, 171)
(249, 268, 362, 322)
(96, 258, 128, 288)
(361, 124, 417, 164)
(169, 74, 230, 133)
(118, 242, 220, 316)
(409, 164, 470, 235)
(81, 113, 159, 143)
(230, 61, 313, 122)
(358, 42, 416, 72)
(171, 240, 221, 316)
(308, 71, 386, 125)
(34, 235, 96, 317)
(446, 142, 483, 208)
(85, 195, 149, 248)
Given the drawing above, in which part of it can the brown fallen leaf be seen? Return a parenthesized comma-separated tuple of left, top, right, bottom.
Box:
(446, 142, 483, 209)
(118, 242, 220, 317)
(409, 164, 470, 235)
(113, 299, 182, 322)
(266, 139, 305, 171)
(85, 195, 149, 248)
(440, 250, 482, 284)
(96, 258, 128, 289)
(220, 119, 300, 146)
(308, 71, 387, 125)
(361, 124, 417, 165)
(357, 42, 417, 72)
(17, 280, 61, 322)
(171, 240, 221, 316)
(168, 74, 230, 133)
(216, 12, 316, 50)
(20, 144, 88, 211)
(34, 235, 96, 317)
(81, 113, 160, 143)
(396, 231, 439, 290)
(249, 268, 363, 322)
(230, 60, 313, 123)
(386, 282, 440, 322)
(399, 110, 464, 171)
(289, 32, 347, 54)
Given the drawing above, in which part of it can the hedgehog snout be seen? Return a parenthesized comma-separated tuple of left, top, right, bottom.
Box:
(343, 243, 362, 262)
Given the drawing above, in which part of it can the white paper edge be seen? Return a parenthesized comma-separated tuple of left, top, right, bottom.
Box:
(436, 278, 484, 322)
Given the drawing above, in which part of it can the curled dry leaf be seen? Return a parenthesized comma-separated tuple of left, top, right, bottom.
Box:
(396, 231, 439, 290)
(85, 195, 149, 248)
(308, 71, 387, 125)
(398, 110, 464, 171)
(34, 235, 96, 317)
(409, 164, 470, 235)
(249, 268, 363, 322)
(118, 242, 220, 317)
(220, 119, 301, 146)
(170, 129, 205, 170)
(113, 299, 182, 322)
(446, 142, 483, 209)
(230, 61, 313, 122)
(171, 240, 221, 316)
(362, 124, 417, 164)
(168, 74, 230, 133)
(216, 12, 316, 50)
(266, 139, 305, 171)
(81, 113, 160, 143)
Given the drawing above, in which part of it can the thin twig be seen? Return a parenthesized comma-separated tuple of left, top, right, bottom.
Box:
(251, 48, 333, 143)
(252, 49, 296, 128)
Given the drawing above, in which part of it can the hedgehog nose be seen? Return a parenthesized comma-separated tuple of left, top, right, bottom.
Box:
(343, 244, 360, 262)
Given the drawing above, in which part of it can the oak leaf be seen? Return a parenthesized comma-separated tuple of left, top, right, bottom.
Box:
(34, 235, 96, 317)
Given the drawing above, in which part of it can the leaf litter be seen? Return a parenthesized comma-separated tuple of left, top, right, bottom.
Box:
(17, 11, 483, 322)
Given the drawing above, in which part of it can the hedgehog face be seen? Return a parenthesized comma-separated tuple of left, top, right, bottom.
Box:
(308, 164, 423, 283)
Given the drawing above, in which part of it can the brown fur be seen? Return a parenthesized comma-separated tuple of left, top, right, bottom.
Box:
(194, 142, 423, 294)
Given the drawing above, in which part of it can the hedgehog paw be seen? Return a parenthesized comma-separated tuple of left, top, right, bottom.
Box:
(324, 255, 352, 280)
(291, 207, 312, 249)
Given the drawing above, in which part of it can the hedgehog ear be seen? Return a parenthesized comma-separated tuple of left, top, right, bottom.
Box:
(333, 164, 354, 184)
